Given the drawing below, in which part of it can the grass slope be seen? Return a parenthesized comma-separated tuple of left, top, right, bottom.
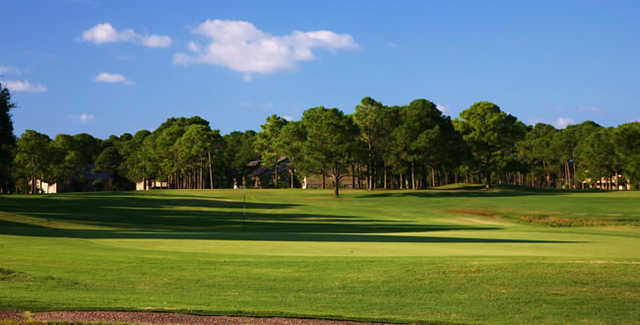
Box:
(0, 188, 639, 324)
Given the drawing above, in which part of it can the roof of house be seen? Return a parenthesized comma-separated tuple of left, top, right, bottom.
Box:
(70, 164, 110, 180)
(247, 157, 289, 167)
(248, 164, 290, 178)
(247, 160, 261, 167)
(248, 167, 270, 177)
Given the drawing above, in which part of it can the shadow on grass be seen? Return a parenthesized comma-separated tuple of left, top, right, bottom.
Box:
(0, 192, 584, 244)
(0, 220, 582, 243)
(357, 189, 571, 199)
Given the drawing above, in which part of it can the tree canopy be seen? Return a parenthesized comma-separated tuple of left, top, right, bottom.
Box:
(454, 102, 526, 188)
(5, 95, 640, 195)
(302, 107, 359, 197)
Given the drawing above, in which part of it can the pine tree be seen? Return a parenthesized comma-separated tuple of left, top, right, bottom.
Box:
(0, 83, 16, 193)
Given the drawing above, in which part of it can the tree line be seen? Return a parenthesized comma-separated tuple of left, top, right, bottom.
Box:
(1, 82, 639, 196)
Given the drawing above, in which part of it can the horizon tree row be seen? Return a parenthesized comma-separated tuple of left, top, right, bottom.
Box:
(2, 82, 639, 196)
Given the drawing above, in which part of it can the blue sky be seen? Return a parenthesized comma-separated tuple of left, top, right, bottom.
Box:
(2, 0, 639, 138)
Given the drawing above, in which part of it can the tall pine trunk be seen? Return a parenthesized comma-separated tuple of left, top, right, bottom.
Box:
(332, 164, 340, 197)
(573, 161, 577, 189)
(200, 158, 204, 189)
(274, 161, 278, 188)
(486, 172, 491, 189)
(290, 168, 295, 188)
(383, 164, 388, 189)
(351, 164, 356, 189)
(208, 151, 214, 190)
(431, 168, 436, 188)
(411, 163, 416, 190)
(368, 153, 374, 191)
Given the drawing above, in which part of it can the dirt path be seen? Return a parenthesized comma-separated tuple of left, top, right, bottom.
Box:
(0, 310, 398, 325)
(0, 310, 24, 322)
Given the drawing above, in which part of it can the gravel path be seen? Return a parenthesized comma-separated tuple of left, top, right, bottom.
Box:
(0, 310, 24, 322)
(0, 310, 397, 325)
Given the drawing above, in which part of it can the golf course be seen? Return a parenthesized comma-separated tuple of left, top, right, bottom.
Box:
(0, 187, 638, 324)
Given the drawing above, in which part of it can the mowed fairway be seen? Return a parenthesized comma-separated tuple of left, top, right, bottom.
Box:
(0, 188, 639, 324)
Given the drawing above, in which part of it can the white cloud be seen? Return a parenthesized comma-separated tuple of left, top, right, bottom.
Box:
(1, 80, 47, 93)
(387, 41, 399, 48)
(283, 115, 294, 121)
(142, 35, 172, 48)
(436, 104, 449, 113)
(172, 53, 190, 65)
(82, 23, 135, 43)
(71, 113, 95, 124)
(174, 19, 357, 78)
(555, 117, 574, 129)
(187, 41, 200, 52)
(0, 65, 21, 75)
(81, 23, 171, 48)
(93, 72, 134, 85)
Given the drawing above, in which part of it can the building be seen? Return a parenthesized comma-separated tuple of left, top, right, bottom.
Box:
(135, 181, 169, 191)
(28, 179, 57, 194)
(246, 157, 359, 189)
(582, 175, 631, 190)
(247, 157, 293, 188)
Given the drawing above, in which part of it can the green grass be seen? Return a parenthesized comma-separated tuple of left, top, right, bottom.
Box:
(1, 188, 639, 324)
